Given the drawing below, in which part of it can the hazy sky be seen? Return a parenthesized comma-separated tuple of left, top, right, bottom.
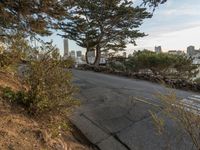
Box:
(44, 0, 200, 55)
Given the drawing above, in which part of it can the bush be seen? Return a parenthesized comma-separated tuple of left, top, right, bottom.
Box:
(151, 92, 200, 149)
(125, 51, 199, 80)
(108, 61, 126, 72)
(194, 77, 200, 84)
(24, 47, 77, 114)
(2, 87, 31, 108)
(0, 33, 33, 69)
(2, 43, 77, 115)
(0, 50, 21, 71)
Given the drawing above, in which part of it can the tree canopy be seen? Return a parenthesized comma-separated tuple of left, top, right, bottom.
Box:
(59, 0, 166, 66)
(0, 0, 167, 64)
(0, 0, 68, 38)
(125, 51, 199, 80)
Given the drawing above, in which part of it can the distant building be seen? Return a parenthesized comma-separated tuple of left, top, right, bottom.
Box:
(192, 53, 200, 65)
(70, 50, 75, 59)
(105, 51, 109, 59)
(187, 46, 200, 66)
(75, 51, 85, 65)
(63, 38, 69, 58)
(187, 46, 195, 56)
(87, 50, 95, 64)
(81, 55, 86, 61)
(76, 51, 82, 57)
(100, 53, 107, 65)
(155, 46, 162, 53)
(87, 51, 95, 57)
(123, 52, 126, 58)
(168, 50, 185, 55)
(186, 46, 200, 79)
(187, 46, 200, 56)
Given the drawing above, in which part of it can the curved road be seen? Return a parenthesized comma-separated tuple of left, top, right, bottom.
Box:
(71, 70, 198, 150)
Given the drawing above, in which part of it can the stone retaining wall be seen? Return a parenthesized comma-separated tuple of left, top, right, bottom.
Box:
(78, 64, 200, 92)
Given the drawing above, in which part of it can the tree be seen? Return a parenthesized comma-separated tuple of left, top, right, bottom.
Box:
(59, 0, 166, 66)
(0, 0, 68, 38)
(142, 0, 167, 8)
(125, 51, 199, 80)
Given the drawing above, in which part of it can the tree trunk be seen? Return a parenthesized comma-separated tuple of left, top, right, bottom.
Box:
(93, 45, 101, 67)
(85, 50, 89, 64)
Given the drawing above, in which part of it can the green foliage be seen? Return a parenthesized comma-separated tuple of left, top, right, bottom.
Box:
(23, 47, 77, 114)
(125, 51, 199, 80)
(0, 49, 21, 71)
(142, 0, 167, 8)
(59, 0, 153, 65)
(0, 0, 68, 38)
(154, 92, 200, 149)
(0, 34, 33, 72)
(2, 87, 30, 108)
(2, 87, 16, 102)
(109, 61, 126, 72)
(1, 43, 77, 115)
(194, 78, 200, 84)
(61, 57, 75, 68)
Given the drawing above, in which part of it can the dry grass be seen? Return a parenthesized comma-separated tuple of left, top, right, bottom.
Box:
(152, 91, 200, 149)
(0, 71, 93, 150)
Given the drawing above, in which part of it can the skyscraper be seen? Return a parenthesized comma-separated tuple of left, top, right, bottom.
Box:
(63, 38, 69, 57)
(155, 46, 162, 53)
(187, 46, 195, 56)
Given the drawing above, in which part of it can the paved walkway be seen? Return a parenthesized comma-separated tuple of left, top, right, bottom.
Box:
(70, 70, 198, 150)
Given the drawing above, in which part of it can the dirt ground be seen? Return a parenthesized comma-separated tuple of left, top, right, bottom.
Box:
(0, 71, 94, 150)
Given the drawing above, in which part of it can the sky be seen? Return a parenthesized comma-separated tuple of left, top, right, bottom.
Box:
(44, 0, 200, 55)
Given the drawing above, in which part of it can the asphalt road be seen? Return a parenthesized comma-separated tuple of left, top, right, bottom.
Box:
(70, 69, 199, 150)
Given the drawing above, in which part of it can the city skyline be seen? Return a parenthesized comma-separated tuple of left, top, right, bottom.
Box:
(43, 0, 200, 55)
(131, 0, 200, 52)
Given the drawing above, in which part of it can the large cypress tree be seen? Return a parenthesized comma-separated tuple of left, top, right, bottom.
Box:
(59, 0, 166, 66)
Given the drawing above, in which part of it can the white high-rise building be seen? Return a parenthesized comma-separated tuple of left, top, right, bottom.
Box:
(187, 46, 195, 56)
(63, 38, 69, 57)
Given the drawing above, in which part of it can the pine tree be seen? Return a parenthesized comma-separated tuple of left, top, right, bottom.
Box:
(0, 0, 68, 37)
(59, 0, 166, 66)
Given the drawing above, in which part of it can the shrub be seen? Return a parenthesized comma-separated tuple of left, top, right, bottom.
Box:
(0, 50, 21, 70)
(0, 34, 31, 72)
(109, 61, 126, 72)
(23, 46, 77, 114)
(125, 51, 198, 80)
(151, 92, 200, 149)
(2, 43, 77, 115)
(194, 77, 200, 84)
(2, 87, 31, 108)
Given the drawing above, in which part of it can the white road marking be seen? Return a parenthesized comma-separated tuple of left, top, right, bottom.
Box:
(178, 95, 200, 115)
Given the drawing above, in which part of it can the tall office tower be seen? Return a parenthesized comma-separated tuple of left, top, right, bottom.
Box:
(187, 46, 195, 56)
(63, 38, 69, 57)
(155, 46, 162, 53)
